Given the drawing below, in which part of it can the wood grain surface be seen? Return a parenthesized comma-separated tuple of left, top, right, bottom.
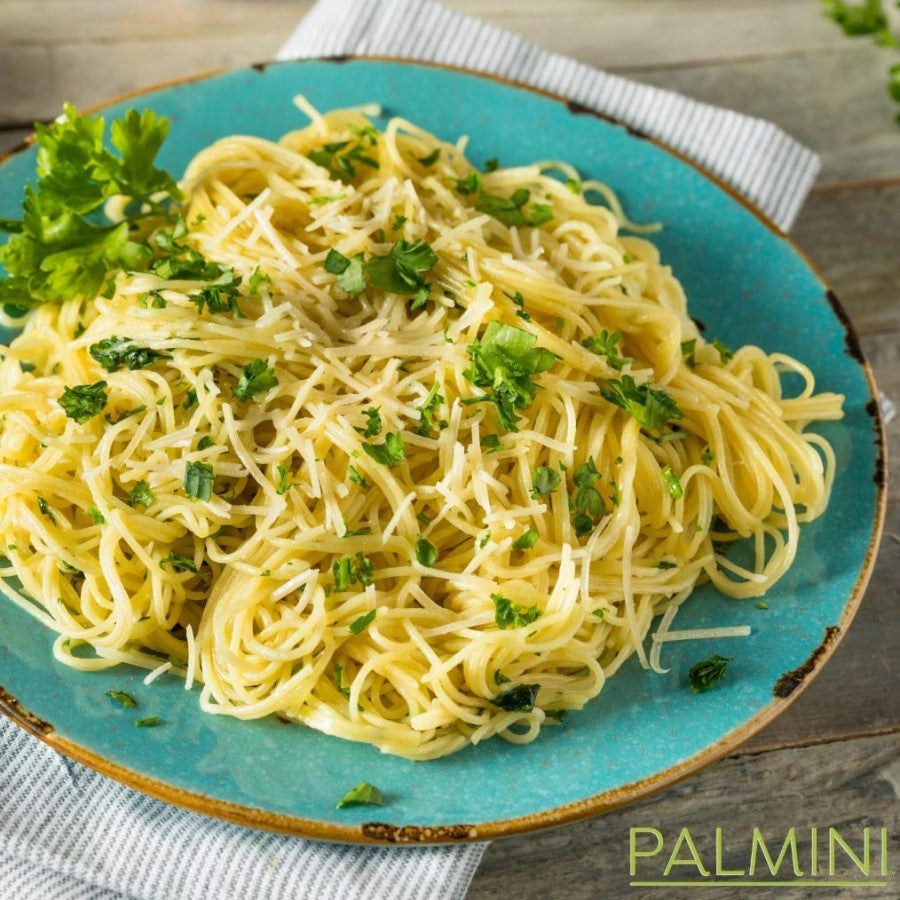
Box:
(1, 2, 897, 897)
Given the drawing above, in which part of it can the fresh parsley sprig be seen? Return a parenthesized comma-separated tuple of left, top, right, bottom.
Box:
(0, 105, 181, 311)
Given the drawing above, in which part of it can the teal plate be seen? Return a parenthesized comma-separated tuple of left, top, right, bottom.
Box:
(0, 59, 886, 844)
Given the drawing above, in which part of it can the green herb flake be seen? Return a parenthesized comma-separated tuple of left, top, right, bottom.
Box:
(492, 593, 541, 629)
(701, 448, 716, 466)
(484, 157, 500, 172)
(455, 171, 482, 195)
(337, 781, 383, 809)
(233, 359, 278, 402)
(512, 528, 539, 551)
(481, 434, 503, 453)
(349, 608, 377, 635)
(127, 480, 155, 508)
(531, 466, 561, 498)
(475, 188, 553, 228)
(197, 435, 215, 451)
(600, 374, 683, 435)
(712, 338, 734, 364)
(37, 496, 56, 524)
(657, 560, 678, 570)
(414, 535, 438, 568)
(87, 506, 105, 524)
(583, 329, 631, 371)
(160, 552, 198, 574)
(276, 464, 291, 495)
(362, 432, 406, 467)
(89, 337, 170, 372)
(417, 148, 441, 166)
(756, 601, 769, 610)
(463, 322, 556, 432)
(661, 465, 684, 500)
(565, 178, 581, 194)
(248, 267, 271, 294)
(106, 689, 137, 708)
(492, 683, 540, 712)
(135, 716, 159, 727)
(391, 213, 407, 231)
(681, 338, 697, 368)
(688, 654, 733, 693)
(332, 552, 375, 592)
(347, 465, 370, 490)
(356, 406, 382, 438)
(334, 662, 351, 697)
(58, 381, 108, 424)
(365, 239, 437, 305)
(325, 249, 367, 298)
(416, 382, 444, 436)
(494, 669, 511, 685)
(184, 461, 214, 501)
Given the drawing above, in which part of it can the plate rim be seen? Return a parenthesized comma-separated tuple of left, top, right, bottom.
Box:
(0, 55, 888, 845)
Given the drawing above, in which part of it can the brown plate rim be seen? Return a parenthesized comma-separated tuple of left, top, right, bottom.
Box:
(0, 55, 888, 845)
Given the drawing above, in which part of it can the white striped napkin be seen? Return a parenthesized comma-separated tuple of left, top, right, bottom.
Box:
(1, 2, 825, 898)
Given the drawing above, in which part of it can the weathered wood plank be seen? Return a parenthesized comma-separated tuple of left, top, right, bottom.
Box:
(469, 731, 900, 899)
(0, 130, 31, 156)
(742, 500, 900, 753)
(795, 185, 900, 338)
(2, 0, 851, 65)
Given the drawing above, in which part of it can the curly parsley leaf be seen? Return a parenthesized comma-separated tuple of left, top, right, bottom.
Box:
(492, 593, 541, 629)
(184, 461, 214, 501)
(89, 336, 170, 372)
(325, 249, 367, 298)
(362, 432, 406, 467)
(58, 380, 108, 424)
(233, 359, 278, 403)
(463, 322, 556, 431)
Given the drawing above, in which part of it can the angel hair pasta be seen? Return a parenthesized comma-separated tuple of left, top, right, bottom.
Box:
(0, 100, 841, 759)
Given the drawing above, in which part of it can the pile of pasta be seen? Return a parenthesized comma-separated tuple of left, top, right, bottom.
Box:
(0, 101, 842, 758)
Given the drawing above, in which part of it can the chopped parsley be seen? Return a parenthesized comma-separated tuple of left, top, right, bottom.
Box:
(349, 608, 377, 634)
(127, 480, 155, 508)
(484, 157, 500, 172)
(105, 404, 147, 425)
(701, 448, 716, 466)
(570, 456, 605, 535)
(308, 137, 379, 183)
(325, 249, 367, 297)
(463, 322, 556, 432)
(189, 267, 244, 317)
(681, 338, 697, 368)
(334, 663, 351, 697)
(356, 406, 382, 438)
(475, 188, 553, 228)
(160, 552, 198, 574)
(362, 432, 406, 467)
(531, 466, 561, 498)
(58, 381, 108, 424)
(455, 171, 482, 195)
(89, 337, 170, 372)
(276, 465, 291, 495)
(106, 690, 137, 708)
(412, 534, 439, 568)
(332, 553, 375, 592)
(481, 434, 503, 453)
(347, 465, 370, 490)
(37, 496, 56, 524)
(661, 465, 684, 500)
(512, 528, 539, 551)
(366, 239, 437, 308)
(87, 506, 105, 524)
(688, 654, 733, 693)
(416, 382, 444, 436)
(494, 669, 511, 685)
(599, 374, 683, 436)
(492, 593, 541, 629)
(247, 267, 271, 294)
(492, 683, 540, 712)
(504, 290, 531, 322)
(583, 329, 631, 371)
(657, 560, 678, 570)
(233, 359, 278, 402)
(337, 781, 383, 809)
(391, 213, 407, 230)
(197, 436, 215, 451)
(135, 716, 159, 727)
(712, 338, 734, 364)
(184, 461, 214, 501)
(417, 148, 440, 166)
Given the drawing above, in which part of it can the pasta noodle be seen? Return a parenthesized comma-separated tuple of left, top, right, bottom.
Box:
(0, 100, 842, 759)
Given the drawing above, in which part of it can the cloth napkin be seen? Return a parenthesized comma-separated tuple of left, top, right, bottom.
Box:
(1, 1, 826, 898)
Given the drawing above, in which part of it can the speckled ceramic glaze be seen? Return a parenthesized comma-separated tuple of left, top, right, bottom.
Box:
(0, 59, 885, 844)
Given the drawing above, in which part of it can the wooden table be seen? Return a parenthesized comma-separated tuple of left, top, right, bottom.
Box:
(2, 2, 898, 896)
